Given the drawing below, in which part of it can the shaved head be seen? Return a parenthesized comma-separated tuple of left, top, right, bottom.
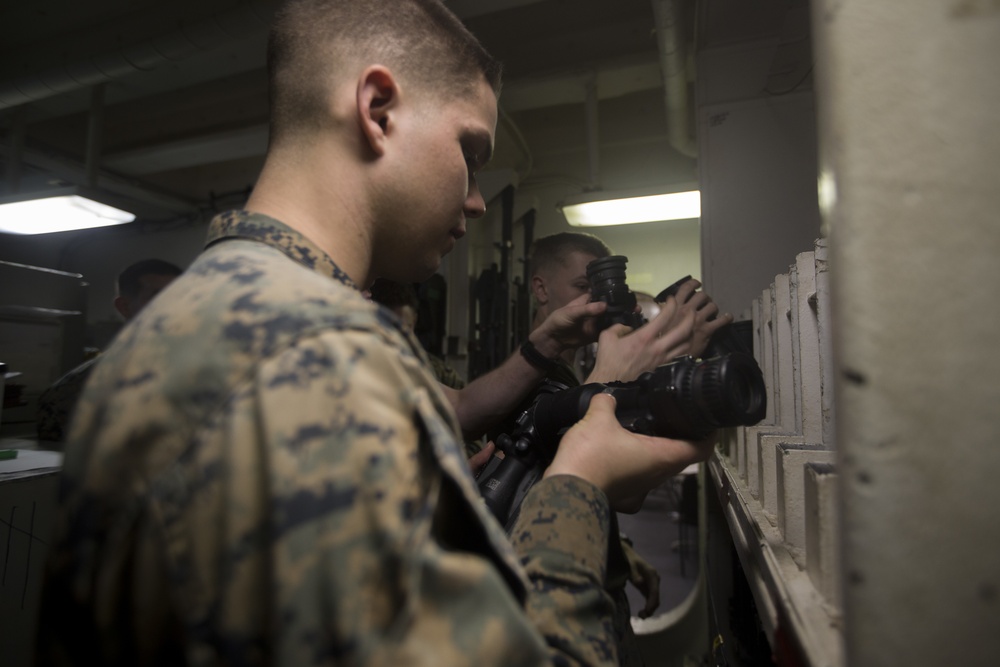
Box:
(267, 0, 502, 146)
(529, 232, 612, 278)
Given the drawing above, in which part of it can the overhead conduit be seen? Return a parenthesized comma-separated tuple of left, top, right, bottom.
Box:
(0, 0, 276, 110)
(652, 0, 697, 158)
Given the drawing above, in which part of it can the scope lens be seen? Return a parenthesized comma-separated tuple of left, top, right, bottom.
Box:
(586, 256, 629, 287)
(728, 372, 749, 410)
(717, 354, 766, 424)
(691, 352, 767, 428)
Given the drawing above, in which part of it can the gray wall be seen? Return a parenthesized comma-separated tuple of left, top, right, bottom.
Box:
(467, 86, 704, 302)
(815, 1, 1000, 664)
(695, 0, 822, 317)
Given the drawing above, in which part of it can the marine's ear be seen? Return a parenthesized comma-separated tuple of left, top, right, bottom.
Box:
(531, 274, 549, 305)
(356, 65, 400, 156)
(113, 295, 131, 320)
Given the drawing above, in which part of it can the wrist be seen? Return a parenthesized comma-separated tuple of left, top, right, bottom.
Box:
(520, 338, 560, 373)
(527, 327, 564, 360)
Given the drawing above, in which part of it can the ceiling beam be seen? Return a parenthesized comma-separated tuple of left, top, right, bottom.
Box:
(0, 139, 200, 215)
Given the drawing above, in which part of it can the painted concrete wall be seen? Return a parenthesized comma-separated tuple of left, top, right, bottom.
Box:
(695, 12, 823, 317)
(813, 1, 1000, 664)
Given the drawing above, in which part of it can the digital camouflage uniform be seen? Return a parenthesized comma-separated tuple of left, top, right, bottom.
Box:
(36, 356, 100, 443)
(36, 210, 621, 667)
(427, 353, 465, 390)
(487, 358, 648, 667)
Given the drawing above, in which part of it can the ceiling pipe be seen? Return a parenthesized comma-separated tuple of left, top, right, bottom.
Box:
(0, 0, 276, 110)
(3, 107, 26, 194)
(652, 0, 697, 158)
(85, 84, 106, 188)
(498, 106, 534, 184)
(584, 75, 601, 190)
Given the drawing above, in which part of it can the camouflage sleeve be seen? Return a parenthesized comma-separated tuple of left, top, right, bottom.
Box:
(42, 317, 622, 667)
(36, 357, 98, 442)
(463, 438, 485, 458)
(251, 328, 607, 666)
(428, 353, 466, 390)
(509, 475, 620, 666)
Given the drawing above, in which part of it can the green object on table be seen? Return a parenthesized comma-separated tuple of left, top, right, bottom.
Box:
(0, 449, 19, 460)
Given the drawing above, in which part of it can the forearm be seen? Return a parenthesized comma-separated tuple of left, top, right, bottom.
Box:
(446, 329, 564, 440)
(510, 475, 619, 667)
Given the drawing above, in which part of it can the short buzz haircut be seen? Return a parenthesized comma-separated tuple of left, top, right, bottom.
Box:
(528, 232, 612, 277)
(266, 0, 503, 145)
(116, 259, 182, 299)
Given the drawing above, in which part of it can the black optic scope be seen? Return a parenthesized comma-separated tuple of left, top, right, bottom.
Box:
(477, 351, 767, 526)
(587, 255, 646, 331)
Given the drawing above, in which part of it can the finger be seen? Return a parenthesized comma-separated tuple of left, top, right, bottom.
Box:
(640, 296, 681, 337)
(657, 294, 688, 322)
(638, 566, 661, 617)
(580, 391, 618, 423)
(657, 306, 696, 347)
(565, 292, 600, 310)
(684, 290, 712, 312)
(632, 429, 711, 477)
(673, 278, 701, 304)
(640, 581, 661, 618)
(701, 311, 734, 336)
(468, 442, 496, 475)
(644, 310, 696, 364)
(562, 301, 607, 327)
(693, 299, 720, 322)
(557, 297, 605, 322)
(617, 497, 647, 514)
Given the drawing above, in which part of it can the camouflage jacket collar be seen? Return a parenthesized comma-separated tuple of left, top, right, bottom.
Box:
(205, 210, 357, 289)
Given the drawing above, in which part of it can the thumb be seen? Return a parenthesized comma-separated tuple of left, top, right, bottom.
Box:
(468, 441, 496, 476)
(580, 391, 618, 423)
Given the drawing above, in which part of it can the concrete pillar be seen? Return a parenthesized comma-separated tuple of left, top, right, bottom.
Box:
(811, 1, 1000, 664)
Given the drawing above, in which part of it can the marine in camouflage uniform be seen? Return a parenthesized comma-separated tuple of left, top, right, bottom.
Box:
(37, 258, 180, 443)
(36, 211, 623, 666)
(36, 356, 100, 443)
(427, 352, 466, 390)
(366, 278, 466, 391)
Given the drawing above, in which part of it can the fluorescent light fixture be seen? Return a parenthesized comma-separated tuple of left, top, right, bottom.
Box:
(559, 187, 701, 227)
(0, 187, 136, 235)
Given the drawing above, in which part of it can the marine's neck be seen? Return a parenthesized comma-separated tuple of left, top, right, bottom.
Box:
(246, 147, 374, 288)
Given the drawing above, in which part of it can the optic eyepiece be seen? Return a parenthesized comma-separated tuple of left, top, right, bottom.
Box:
(587, 255, 646, 331)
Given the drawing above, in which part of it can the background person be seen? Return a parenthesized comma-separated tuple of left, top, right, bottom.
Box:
(35, 258, 182, 443)
(500, 231, 735, 664)
(111, 258, 184, 321)
(368, 277, 466, 389)
(528, 231, 733, 384)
